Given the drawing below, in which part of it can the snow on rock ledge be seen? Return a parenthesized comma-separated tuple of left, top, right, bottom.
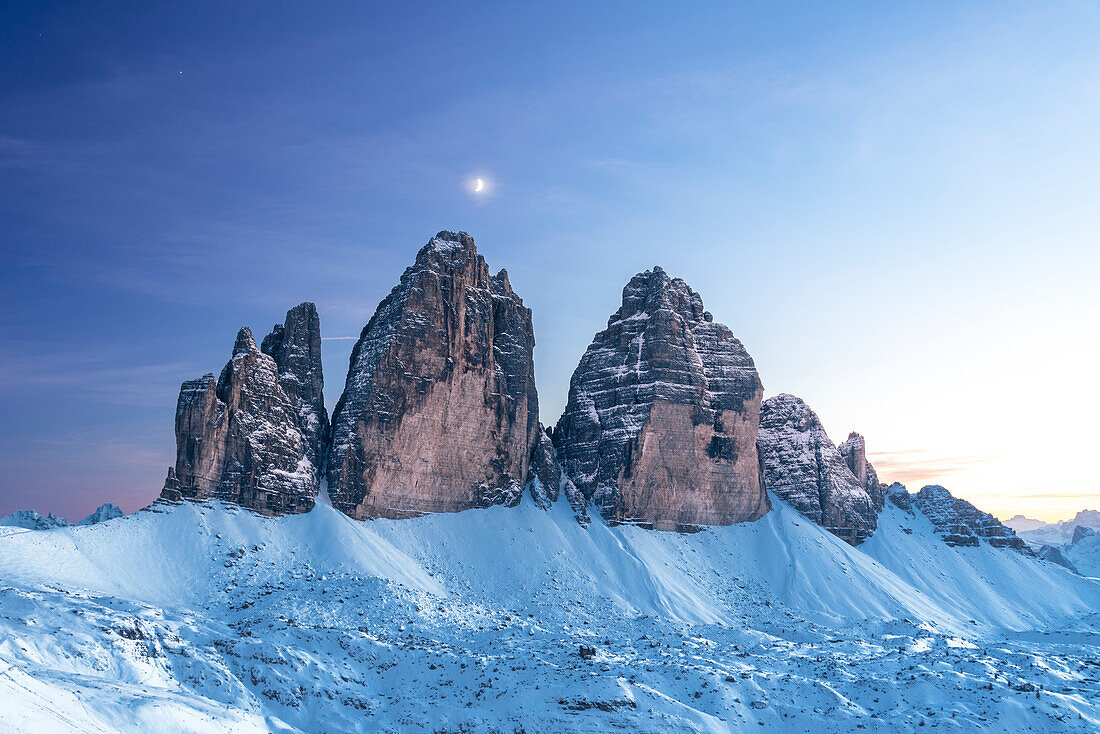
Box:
(553, 266, 768, 531)
(757, 394, 877, 545)
(160, 303, 325, 516)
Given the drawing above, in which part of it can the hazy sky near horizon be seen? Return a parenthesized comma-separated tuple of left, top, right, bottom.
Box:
(2, 1, 1098, 522)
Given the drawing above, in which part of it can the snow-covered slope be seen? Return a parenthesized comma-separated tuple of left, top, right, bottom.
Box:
(1067, 534, 1100, 578)
(1, 496, 1098, 732)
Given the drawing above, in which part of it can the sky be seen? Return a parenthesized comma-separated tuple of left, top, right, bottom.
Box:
(1, 1, 1098, 523)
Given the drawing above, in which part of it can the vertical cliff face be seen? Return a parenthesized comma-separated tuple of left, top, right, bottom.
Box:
(326, 232, 540, 519)
(553, 267, 768, 531)
(160, 303, 325, 515)
(757, 394, 876, 544)
(526, 424, 589, 520)
(260, 303, 328, 468)
(838, 432, 884, 512)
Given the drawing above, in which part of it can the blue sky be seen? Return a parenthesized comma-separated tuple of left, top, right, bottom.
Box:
(2, 1, 1098, 521)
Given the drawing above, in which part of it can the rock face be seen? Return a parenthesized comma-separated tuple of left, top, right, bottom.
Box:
(757, 394, 876, 544)
(260, 303, 328, 468)
(1072, 525, 1097, 544)
(553, 267, 768, 531)
(160, 303, 325, 516)
(1038, 544, 1078, 573)
(838, 432, 884, 512)
(327, 232, 540, 520)
(526, 424, 589, 520)
(910, 485, 1029, 551)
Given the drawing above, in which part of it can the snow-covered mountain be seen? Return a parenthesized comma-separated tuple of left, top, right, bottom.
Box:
(0, 502, 124, 530)
(1007, 509, 1100, 546)
(1, 492, 1097, 732)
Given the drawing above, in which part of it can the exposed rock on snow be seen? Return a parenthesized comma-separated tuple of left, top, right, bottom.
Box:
(0, 509, 71, 530)
(160, 303, 324, 515)
(757, 394, 877, 544)
(79, 503, 124, 525)
(1073, 524, 1097, 544)
(553, 267, 768, 531)
(838, 432, 884, 512)
(327, 232, 540, 519)
(886, 482, 913, 511)
(905, 485, 1030, 551)
(526, 424, 588, 521)
(1038, 544, 1078, 573)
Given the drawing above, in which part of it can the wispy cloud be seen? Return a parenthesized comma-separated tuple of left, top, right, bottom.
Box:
(868, 449, 993, 487)
(0, 342, 192, 408)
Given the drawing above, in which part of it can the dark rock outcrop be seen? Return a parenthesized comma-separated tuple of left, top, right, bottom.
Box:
(553, 267, 768, 531)
(1038, 544, 1078, 573)
(160, 303, 325, 515)
(526, 424, 588, 521)
(838, 432, 884, 512)
(326, 232, 540, 520)
(885, 482, 913, 512)
(911, 485, 1030, 552)
(260, 302, 328, 467)
(1072, 524, 1096, 544)
(757, 394, 876, 545)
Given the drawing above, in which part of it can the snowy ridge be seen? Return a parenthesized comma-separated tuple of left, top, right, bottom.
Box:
(1, 495, 1098, 732)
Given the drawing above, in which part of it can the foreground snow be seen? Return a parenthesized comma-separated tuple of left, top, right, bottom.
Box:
(0, 496, 1098, 732)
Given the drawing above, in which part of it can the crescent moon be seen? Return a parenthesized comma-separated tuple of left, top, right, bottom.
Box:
(474, 178, 485, 192)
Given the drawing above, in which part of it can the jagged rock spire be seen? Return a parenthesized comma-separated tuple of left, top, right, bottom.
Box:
(160, 303, 325, 516)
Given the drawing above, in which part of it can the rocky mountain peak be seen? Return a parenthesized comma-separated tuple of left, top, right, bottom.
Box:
(554, 267, 767, 531)
(614, 266, 707, 326)
(909, 484, 1030, 552)
(160, 304, 324, 516)
(260, 302, 328, 467)
(1072, 524, 1096, 544)
(231, 327, 258, 357)
(838, 431, 884, 512)
(757, 394, 877, 544)
(327, 232, 540, 520)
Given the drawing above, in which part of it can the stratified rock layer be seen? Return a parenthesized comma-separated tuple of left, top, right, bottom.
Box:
(160, 303, 325, 515)
(838, 432, 885, 512)
(553, 267, 768, 531)
(910, 485, 1029, 551)
(327, 232, 540, 519)
(757, 394, 876, 545)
